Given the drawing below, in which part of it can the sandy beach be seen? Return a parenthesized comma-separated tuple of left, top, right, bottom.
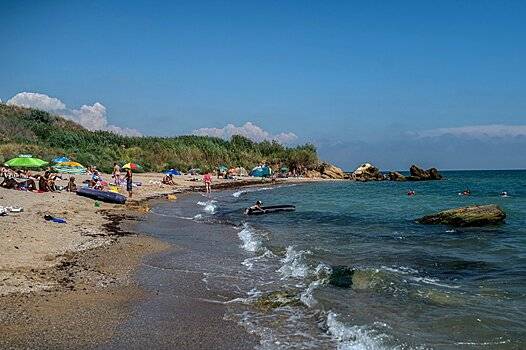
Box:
(0, 172, 320, 348)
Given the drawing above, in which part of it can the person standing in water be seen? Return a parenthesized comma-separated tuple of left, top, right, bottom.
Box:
(203, 172, 212, 194)
(125, 169, 133, 198)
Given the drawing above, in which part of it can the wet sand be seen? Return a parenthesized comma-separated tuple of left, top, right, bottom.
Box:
(0, 234, 170, 349)
(103, 196, 261, 349)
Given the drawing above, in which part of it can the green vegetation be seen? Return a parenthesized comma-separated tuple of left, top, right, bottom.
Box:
(0, 103, 319, 173)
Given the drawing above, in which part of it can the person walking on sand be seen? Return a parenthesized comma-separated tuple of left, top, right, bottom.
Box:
(203, 172, 212, 194)
(125, 169, 133, 198)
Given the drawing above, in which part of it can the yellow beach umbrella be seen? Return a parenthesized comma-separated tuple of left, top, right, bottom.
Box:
(57, 161, 83, 167)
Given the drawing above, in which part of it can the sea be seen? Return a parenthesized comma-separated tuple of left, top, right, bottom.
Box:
(130, 170, 526, 349)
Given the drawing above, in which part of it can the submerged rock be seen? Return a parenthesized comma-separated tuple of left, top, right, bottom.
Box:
(254, 290, 302, 311)
(408, 165, 443, 181)
(351, 163, 384, 181)
(350, 269, 386, 290)
(328, 265, 354, 288)
(417, 205, 506, 227)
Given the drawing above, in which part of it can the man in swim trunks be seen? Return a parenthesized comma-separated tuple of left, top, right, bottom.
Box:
(125, 169, 133, 198)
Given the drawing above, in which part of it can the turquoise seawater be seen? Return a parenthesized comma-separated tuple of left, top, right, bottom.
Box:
(145, 170, 526, 349)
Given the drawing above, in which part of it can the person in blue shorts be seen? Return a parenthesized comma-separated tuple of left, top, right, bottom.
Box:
(125, 169, 133, 198)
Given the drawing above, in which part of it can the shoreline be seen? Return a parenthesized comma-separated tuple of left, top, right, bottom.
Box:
(0, 173, 324, 348)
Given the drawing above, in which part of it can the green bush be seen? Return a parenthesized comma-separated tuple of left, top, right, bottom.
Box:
(0, 103, 320, 173)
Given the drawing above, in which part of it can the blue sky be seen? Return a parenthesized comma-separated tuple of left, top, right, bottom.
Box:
(1, 1, 525, 170)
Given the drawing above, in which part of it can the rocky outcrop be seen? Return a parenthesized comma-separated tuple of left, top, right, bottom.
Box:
(408, 165, 442, 181)
(351, 163, 384, 181)
(388, 171, 407, 181)
(304, 169, 322, 178)
(417, 205, 506, 227)
(318, 163, 347, 179)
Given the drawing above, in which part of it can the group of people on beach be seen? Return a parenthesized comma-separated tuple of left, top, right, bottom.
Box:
(0, 162, 135, 197)
(0, 167, 77, 193)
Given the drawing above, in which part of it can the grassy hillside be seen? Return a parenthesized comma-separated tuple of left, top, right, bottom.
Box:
(0, 103, 319, 173)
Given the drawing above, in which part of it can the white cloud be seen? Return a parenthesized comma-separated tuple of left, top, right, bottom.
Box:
(193, 122, 298, 144)
(68, 102, 142, 136)
(6, 92, 141, 136)
(413, 124, 526, 139)
(7, 92, 66, 111)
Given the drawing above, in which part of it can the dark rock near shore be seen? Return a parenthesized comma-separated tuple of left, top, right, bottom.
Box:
(408, 165, 443, 181)
(329, 265, 355, 288)
(254, 290, 302, 311)
(351, 163, 385, 181)
(417, 205, 506, 227)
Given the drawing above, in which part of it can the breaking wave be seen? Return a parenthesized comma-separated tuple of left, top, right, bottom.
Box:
(326, 312, 388, 350)
(197, 200, 217, 214)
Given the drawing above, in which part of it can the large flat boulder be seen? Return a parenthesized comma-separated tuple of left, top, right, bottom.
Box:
(417, 205, 506, 227)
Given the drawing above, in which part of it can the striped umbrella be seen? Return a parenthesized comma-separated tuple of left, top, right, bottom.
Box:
(57, 161, 84, 167)
(52, 156, 70, 163)
(122, 163, 143, 171)
(53, 161, 86, 174)
(53, 165, 87, 175)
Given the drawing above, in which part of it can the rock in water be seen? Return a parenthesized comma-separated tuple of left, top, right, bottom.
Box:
(408, 165, 443, 181)
(329, 265, 354, 288)
(388, 171, 407, 181)
(254, 290, 302, 311)
(351, 163, 384, 181)
(417, 205, 506, 227)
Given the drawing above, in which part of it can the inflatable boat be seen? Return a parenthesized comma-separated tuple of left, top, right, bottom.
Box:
(77, 187, 127, 204)
(245, 205, 295, 215)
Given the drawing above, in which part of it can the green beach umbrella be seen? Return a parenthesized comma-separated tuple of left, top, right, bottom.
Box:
(5, 155, 48, 168)
(218, 165, 228, 173)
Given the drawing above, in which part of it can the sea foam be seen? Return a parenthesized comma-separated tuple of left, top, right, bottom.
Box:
(277, 246, 312, 279)
(326, 312, 387, 350)
(197, 200, 217, 214)
(238, 223, 263, 252)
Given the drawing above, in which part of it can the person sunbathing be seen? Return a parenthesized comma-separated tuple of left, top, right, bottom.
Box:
(1, 177, 18, 189)
(38, 174, 50, 192)
(67, 177, 77, 192)
(19, 178, 37, 191)
(162, 174, 175, 185)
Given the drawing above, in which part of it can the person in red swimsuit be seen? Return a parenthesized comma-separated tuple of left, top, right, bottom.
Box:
(203, 173, 212, 194)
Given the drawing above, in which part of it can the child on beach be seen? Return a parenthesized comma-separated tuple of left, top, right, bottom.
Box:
(203, 172, 212, 194)
(125, 169, 133, 198)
